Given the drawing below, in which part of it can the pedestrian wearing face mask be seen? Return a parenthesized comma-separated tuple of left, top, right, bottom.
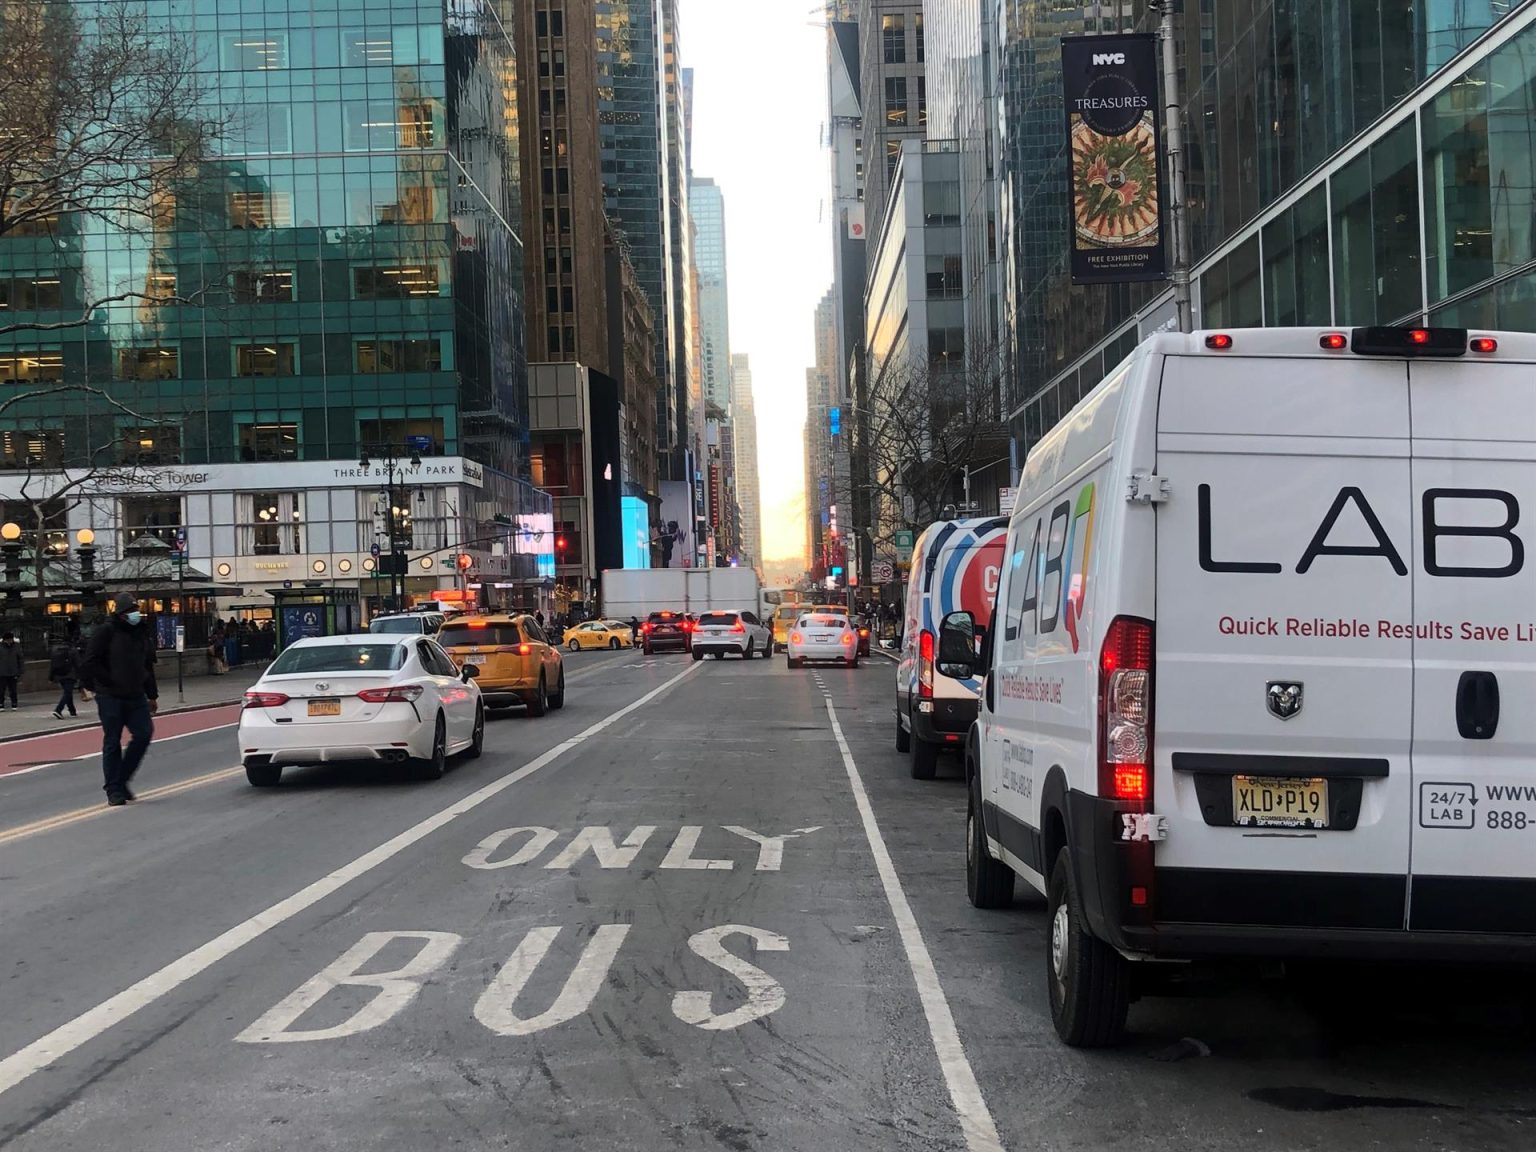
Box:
(79, 597, 159, 806)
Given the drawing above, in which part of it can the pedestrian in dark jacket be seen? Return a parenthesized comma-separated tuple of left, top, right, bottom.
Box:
(49, 641, 78, 719)
(0, 632, 22, 709)
(79, 598, 159, 806)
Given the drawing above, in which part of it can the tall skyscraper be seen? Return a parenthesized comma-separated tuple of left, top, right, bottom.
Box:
(858, 0, 927, 248)
(689, 177, 730, 414)
(730, 354, 762, 572)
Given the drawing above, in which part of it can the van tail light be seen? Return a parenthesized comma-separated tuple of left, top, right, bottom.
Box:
(357, 685, 424, 703)
(918, 629, 935, 698)
(243, 690, 290, 709)
(1099, 616, 1154, 807)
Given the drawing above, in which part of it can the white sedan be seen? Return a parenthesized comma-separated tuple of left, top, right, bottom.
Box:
(238, 634, 484, 786)
(786, 613, 859, 669)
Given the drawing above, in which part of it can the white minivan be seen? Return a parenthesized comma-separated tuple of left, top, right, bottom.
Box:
(895, 517, 1007, 778)
(948, 326, 1536, 1047)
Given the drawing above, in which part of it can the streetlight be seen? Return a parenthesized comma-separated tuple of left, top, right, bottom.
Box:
(76, 528, 101, 620)
(360, 442, 421, 610)
(0, 522, 23, 614)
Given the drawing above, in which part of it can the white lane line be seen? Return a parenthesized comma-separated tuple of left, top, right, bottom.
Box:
(0, 661, 702, 1099)
(824, 699, 1005, 1152)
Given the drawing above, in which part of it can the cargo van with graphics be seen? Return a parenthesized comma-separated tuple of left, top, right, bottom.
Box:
(947, 327, 1536, 1046)
(896, 517, 1007, 779)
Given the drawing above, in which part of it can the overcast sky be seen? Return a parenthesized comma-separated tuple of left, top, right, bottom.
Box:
(681, 0, 830, 574)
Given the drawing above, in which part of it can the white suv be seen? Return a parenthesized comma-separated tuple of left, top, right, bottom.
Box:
(690, 610, 772, 660)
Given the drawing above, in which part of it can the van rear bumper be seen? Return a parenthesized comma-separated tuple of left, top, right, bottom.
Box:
(912, 695, 976, 741)
(1122, 922, 1536, 963)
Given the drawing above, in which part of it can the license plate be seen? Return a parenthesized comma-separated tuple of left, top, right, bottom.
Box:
(463, 656, 485, 666)
(308, 698, 341, 717)
(1233, 776, 1329, 828)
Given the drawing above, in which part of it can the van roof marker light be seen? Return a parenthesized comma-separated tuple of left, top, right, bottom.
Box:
(1204, 333, 1233, 351)
(1470, 336, 1498, 353)
(1319, 333, 1348, 350)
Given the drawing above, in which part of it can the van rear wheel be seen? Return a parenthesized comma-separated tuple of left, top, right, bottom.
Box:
(1046, 846, 1129, 1047)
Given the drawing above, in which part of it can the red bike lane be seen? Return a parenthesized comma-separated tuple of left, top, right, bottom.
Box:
(0, 704, 242, 778)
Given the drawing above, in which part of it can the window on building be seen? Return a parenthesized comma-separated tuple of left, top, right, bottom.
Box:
(546, 285, 561, 314)
(562, 286, 574, 312)
(240, 492, 304, 555)
(221, 33, 287, 70)
(925, 255, 963, 299)
(234, 343, 297, 377)
(915, 12, 924, 62)
(1331, 118, 1421, 325)
(550, 9, 563, 35)
(229, 190, 292, 229)
(556, 166, 570, 193)
(553, 50, 566, 76)
(545, 247, 558, 275)
(554, 87, 567, 114)
(0, 430, 64, 470)
(119, 424, 182, 465)
(547, 326, 562, 355)
(924, 179, 961, 225)
(0, 277, 63, 310)
(343, 29, 394, 66)
(560, 247, 573, 273)
(885, 77, 907, 126)
(121, 495, 183, 546)
(116, 347, 180, 381)
(354, 264, 440, 299)
(238, 421, 300, 462)
(355, 339, 443, 373)
(886, 139, 901, 181)
(359, 417, 445, 455)
(1, 207, 58, 236)
(539, 49, 551, 77)
(917, 77, 927, 126)
(882, 14, 905, 63)
(1261, 184, 1331, 326)
(536, 10, 548, 36)
(398, 101, 436, 148)
(232, 269, 294, 303)
(0, 352, 63, 382)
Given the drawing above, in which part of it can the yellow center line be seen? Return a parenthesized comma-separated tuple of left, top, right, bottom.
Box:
(0, 767, 243, 847)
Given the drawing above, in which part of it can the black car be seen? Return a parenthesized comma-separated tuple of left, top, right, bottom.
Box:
(642, 610, 691, 654)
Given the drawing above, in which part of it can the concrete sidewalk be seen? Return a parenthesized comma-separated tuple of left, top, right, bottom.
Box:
(0, 664, 268, 743)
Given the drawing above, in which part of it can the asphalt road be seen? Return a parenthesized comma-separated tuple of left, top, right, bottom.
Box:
(1, 644, 1534, 1151)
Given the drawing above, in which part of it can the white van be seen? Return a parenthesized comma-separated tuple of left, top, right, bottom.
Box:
(948, 326, 1536, 1047)
(896, 517, 1007, 778)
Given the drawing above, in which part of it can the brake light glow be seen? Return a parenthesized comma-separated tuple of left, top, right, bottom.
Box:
(1409, 327, 1432, 345)
(1319, 332, 1347, 350)
(242, 690, 290, 709)
(519, 643, 532, 655)
(1204, 333, 1233, 350)
(842, 632, 854, 645)
(357, 685, 425, 703)
(1470, 336, 1498, 353)
(791, 632, 803, 644)
(731, 622, 746, 633)
(642, 623, 652, 633)
(468, 620, 488, 628)
(1098, 616, 1153, 808)
(918, 629, 935, 699)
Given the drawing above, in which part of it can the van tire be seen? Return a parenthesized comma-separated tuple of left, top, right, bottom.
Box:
(895, 710, 911, 753)
(909, 726, 938, 780)
(967, 774, 1014, 908)
(1046, 846, 1129, 1047)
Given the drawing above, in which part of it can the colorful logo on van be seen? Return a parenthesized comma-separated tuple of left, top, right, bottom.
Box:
(1007, 480, 1097, 652)
(1063, 483, 1096, 652)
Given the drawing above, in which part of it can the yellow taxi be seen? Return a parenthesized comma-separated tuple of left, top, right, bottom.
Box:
(562, 619, 636, 651)
(437, 613, 565, 716)
(771, 604, 803, 653)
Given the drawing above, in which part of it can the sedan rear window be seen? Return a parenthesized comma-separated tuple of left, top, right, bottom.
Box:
(439, 624, 525, 648)
(697, 613, 739, 627)
(802, 615, 848, 628)
(268, 644, 406, 674)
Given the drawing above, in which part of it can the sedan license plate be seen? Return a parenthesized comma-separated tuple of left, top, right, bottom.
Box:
(308, 698, 342, 717)
(1233, 776, 1329, 828)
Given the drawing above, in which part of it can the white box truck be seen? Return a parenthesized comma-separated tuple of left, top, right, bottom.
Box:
(600, 568, 761, 621)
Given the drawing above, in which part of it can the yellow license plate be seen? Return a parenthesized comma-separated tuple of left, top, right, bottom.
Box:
(1233, 776, 1329, 828)
(308, 698, 341, 717)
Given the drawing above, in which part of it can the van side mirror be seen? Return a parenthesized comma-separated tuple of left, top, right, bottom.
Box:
(937, 611, 976, 679)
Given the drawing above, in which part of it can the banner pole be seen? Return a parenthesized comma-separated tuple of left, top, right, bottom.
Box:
(1158, 1, 1193, 333)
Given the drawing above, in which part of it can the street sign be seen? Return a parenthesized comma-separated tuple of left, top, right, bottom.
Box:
(175, 625, 185, 653)
(999, 486, 1018, 515)
(170, 550, 186, 564)
(893, 530, 916, 564)
(873, 560, 895, 583)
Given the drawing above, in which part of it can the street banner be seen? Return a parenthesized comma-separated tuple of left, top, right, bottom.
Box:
(1061, 33, 1167, 284)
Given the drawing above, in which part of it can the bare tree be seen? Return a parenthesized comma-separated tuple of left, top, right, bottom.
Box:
(865, 342, 1011, 548)
(0, 0, 223, 335)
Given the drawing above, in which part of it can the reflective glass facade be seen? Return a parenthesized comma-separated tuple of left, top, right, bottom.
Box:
(0, 0, 530, 478)
(996, 0, 1530, 455)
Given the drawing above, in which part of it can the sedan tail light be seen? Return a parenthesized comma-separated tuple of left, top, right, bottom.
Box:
(731, 622, 746, 633)
(642, 622, 652, 633)
(790, 632, 803, 644)
(357, 685, 425, 703)
(243, 690, 290, 709)
(841, 632, 854, 646)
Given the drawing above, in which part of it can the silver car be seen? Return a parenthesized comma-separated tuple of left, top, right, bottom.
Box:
(786, 613, 859, 669)
(690, 610, 773, 660)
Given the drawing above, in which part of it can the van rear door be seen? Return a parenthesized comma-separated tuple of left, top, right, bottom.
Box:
(1153, 354, 1414, 931)
(1407, 359, 1536, 934)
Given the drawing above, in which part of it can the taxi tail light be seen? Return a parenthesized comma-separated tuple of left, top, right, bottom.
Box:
(518, 643, 532, 655)
(918, 629, 935, 699)
(358, 685, 424, 703)
(242, 690, 290, 709)
(1099, 616, 1154, 808)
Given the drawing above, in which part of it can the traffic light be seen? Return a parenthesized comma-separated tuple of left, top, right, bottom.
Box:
(456, 552, 473, 571)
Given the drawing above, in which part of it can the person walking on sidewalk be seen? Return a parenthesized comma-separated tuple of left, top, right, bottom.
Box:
(79, 598, 159, 807)
(48, 639, 79, 719)
(0, 632, 22, 710)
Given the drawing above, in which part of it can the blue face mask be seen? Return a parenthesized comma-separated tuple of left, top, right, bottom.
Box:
(125, 611, 143, 626)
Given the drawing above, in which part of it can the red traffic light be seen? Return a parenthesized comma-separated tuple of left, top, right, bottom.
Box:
(456, 553, 472, 570)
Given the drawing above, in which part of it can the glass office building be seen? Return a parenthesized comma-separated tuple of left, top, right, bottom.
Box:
(996, 0, 1535, 456)
(0, 0, 552, 603)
